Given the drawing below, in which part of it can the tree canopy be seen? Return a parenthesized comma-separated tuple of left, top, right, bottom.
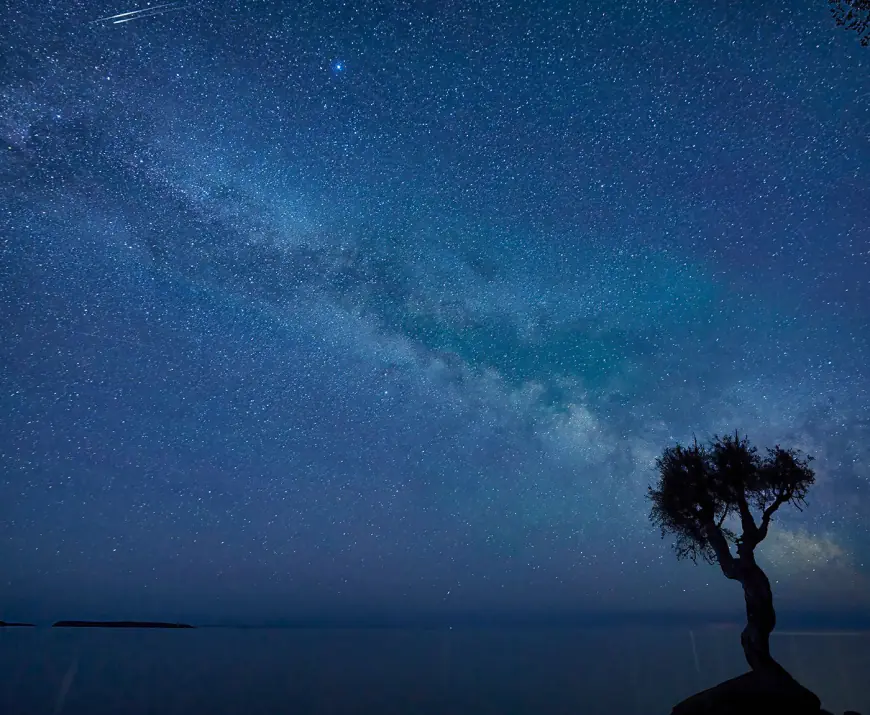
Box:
(831, 0, 870, 46)
(648, 431, 815, 566)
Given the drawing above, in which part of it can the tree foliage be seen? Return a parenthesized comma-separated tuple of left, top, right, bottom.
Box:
(830, 0, 870, 46)
(648, 431, 815, 565)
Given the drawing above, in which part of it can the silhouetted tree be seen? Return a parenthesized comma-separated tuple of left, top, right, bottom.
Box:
(830, 0, 870, 46)
(648, 431, 815, 676)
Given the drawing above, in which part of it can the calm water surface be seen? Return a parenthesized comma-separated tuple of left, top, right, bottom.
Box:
(0, 626, 867, 715)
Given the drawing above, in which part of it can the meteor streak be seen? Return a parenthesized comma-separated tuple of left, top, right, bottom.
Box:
(91, 2, 195, 25)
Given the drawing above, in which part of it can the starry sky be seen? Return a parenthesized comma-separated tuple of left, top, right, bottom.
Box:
(1, 0, 869, 624)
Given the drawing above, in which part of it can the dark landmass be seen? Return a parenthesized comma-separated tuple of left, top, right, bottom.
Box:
(52, 621, 195, 629)
(0, 621, 35, 627)
(671, 668, 862, 715)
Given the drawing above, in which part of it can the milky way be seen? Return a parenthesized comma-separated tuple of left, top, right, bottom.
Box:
(1, 0, 868, 622)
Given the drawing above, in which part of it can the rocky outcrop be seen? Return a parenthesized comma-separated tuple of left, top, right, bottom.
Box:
(671, 668, 830, 715)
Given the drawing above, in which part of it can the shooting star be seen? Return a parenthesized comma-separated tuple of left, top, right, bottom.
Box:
(91, 2, 196, 25)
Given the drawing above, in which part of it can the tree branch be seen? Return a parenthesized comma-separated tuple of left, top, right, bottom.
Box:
(701, 520, 739, 579)
(735, 485, 759, 546)
(756, 488, 791, 543)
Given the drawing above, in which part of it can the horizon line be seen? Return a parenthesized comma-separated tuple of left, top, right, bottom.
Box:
(8, 609, 870, 630)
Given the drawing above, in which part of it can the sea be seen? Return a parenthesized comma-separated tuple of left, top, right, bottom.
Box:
(1, 624, 867, 714)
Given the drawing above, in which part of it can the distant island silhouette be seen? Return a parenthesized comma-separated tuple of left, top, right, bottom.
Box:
(0, 620, 35, 627)
(52, 621, 195, 629)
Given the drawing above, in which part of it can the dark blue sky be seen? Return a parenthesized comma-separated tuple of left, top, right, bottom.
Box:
(1, 0, 868, 623)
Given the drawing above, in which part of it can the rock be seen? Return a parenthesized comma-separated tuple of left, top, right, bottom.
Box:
(671, 669, 822, 715)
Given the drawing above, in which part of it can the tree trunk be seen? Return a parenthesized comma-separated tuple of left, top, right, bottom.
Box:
(737, 561, 779, 674)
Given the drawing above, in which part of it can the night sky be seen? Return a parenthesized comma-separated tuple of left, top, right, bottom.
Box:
(1, 0, 868, 624)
